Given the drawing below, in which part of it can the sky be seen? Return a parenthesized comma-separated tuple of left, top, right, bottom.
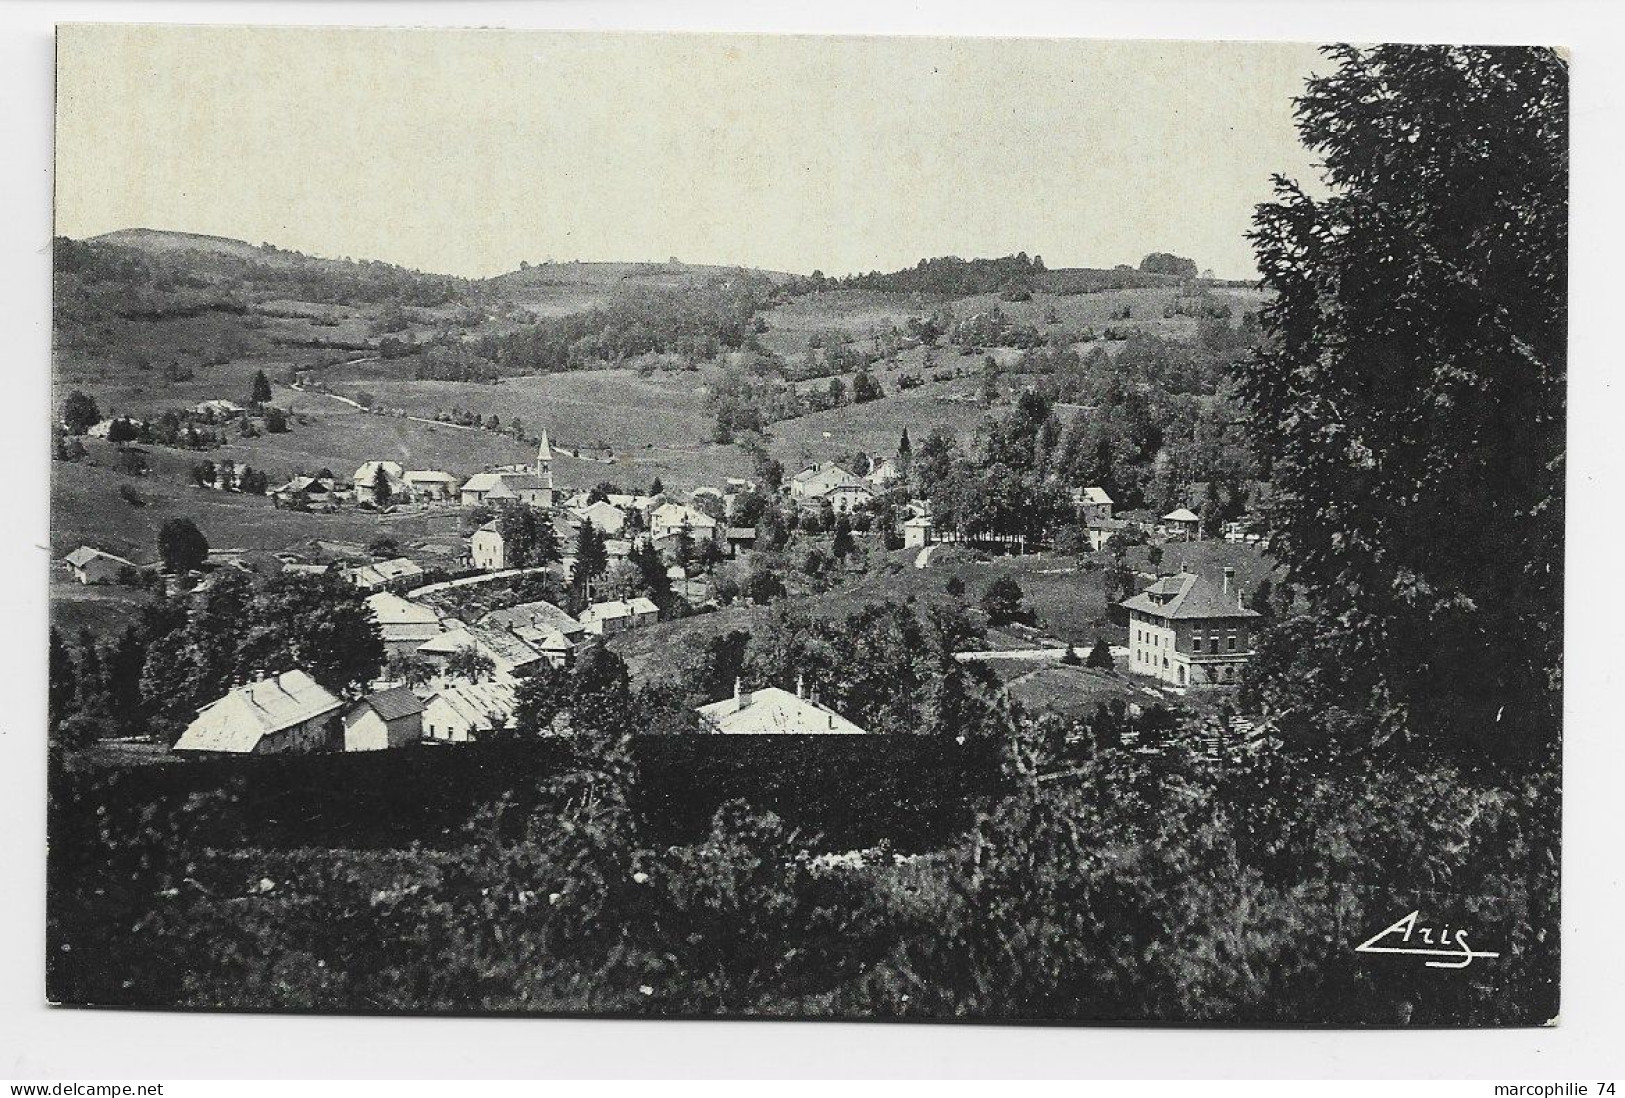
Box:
(55, 26, 1327, 280)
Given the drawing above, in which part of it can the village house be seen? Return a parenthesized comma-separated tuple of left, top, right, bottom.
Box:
(865, 457, 902, 488)
(789, 464, 875, 514)
(271, 473, 341, 509)
(365, 591, 444, 654)
(569, 499, 629, 537)
(63, 546, 138, 585)
(346, 556, 425, 592)
(578, 596, 659, 636)
(479, 598, 584, 640)
(416, 624, 546, 681)
(696, 679, 868, 735)
(649, 501, 721, 543)
(460, 471, 553, 508)
(172, 669, 344, 755)
(403, 469, 461, 502)
(342, 686, 425, 751)
(1072, 486, 1114, 526)
(469, 521, 507, 571)
(1121, 567, 1260, 688)
(423, 680, 518, 743)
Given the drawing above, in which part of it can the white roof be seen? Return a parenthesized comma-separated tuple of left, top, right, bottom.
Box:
(697, 687, 867, 735)
(65, 545, 134, 569)
(1079, 486, 1113, 505)
(1163, 508, 1200, 522)
(425, 681, 517, 729)
(461, 472, 504, 493)
(173, 670, 342, 753)
(627, 596, 658, 614)
(651, 501, 717, 528)
(366, 591, 440, 626)
(354, 460, 405, 484)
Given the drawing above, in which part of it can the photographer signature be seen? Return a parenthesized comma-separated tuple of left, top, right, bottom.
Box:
(1355, 910, 1501, 969)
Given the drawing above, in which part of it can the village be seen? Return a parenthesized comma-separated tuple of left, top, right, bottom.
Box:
(58, 399, 1270, 759)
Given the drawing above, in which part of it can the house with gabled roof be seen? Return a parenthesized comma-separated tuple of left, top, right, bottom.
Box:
(423, 681, 518, 743)
(172, 669, 343, 755)
(346, 556, 425, 591)
(1121, 568, 1259, 687)
(416, 624, 545, 681)
(365, 591, 444, 654)
(403, 469, 461, 502)
(342, 686, 425, 751)
(790, 464, 874, 513)
(578, 597, 658, 636)
(353, 461, 407, 504)
(63, 546, 138, 585)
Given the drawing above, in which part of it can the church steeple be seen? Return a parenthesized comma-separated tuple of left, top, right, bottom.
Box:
(535, 428, 552, 469)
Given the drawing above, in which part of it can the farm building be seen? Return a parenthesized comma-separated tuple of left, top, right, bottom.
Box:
(790, 464, 875, 514)
(579, 597, 659, 636)
(342, 686, 425, 752)
(1121, 568, 1260, 688)
(353, 460, 406, 504)
(63, 546, 138, 585)
(460, 471, 553, 509)
(194, 399, 244, 418)
(403, 469, 461, 502)
(697, 680, 867, 735)
(172, 669, 343, 756)
(423, 681, 518, 743)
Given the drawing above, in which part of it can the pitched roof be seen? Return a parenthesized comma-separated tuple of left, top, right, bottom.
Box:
(461, 472, 504, 493)
(794, 465, 869, 497)
(479, 599, 582, 635)
(1120, 571, 1260, 621)
(491, 472, 549, 492)
(697, 686, 867, 735)
(354, 685, 425, 722)
(1077, 486, 1113, 505)
(65, 546, 133, 569)
(173, 670, 342, 753)
(1163, 508, 1200, 522)
(354, 460, 406, 484)
(418, 624, 543, 669)
(404, 469, 460, 484)
(535, 429, 552, 463)
(426, 681, 517, 729)
(366, 591, 440, 626)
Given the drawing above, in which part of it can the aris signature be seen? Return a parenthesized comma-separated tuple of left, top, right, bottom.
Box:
(1355, 910, 1502, 970)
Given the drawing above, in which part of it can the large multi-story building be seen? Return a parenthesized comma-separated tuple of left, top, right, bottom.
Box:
(1121, 567, 1260, 687)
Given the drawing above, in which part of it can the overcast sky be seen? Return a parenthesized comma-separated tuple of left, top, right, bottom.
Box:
(55, 26, 1327, 280)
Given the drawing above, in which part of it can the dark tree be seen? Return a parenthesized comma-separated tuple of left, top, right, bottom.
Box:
(48, 627, 76, 730)
(1240, 45, 1566, 758)
(1086, 638, 1114, 670)
(250, 370, 273, 405)
(830, 515, 856, 561)
(372, 465, 393, 508)
(157, 517, 209, 574)
(61, 390, 99, 435)
(981, 576, 1027, 626)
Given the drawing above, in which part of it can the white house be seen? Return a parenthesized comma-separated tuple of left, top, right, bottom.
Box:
(172, 669, 343, 755)
(649, 502, 721, 543)
(470, 522, 507, 571)
(578, 597, 659, 636)
(696, 680, 867, 735)
(63, 546, 137, 585)
(342, 686, 424, 751)
(1073, 486, 1114, 525)
(460, 471, 553, 508)
(423, 681, 518, 742)
(902, 516, 935, 550)
(790, 464, 875, 513)
(569, 500, 629, 537)
(1121, 568, 1260, 688)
